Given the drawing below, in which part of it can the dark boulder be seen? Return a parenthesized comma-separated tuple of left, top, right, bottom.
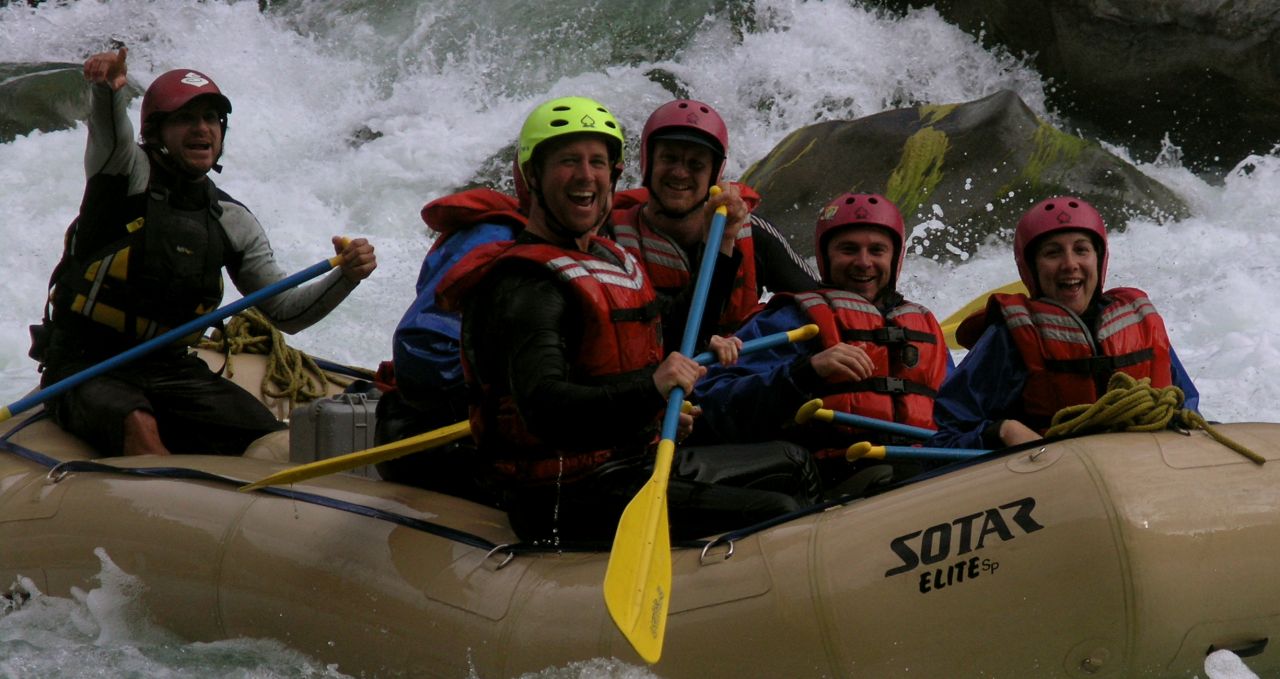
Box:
(876, 0, 1280, 170)
(742, 90, 1187, 262)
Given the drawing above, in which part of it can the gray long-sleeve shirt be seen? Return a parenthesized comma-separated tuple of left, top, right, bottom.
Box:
(83, 82, 357, 334)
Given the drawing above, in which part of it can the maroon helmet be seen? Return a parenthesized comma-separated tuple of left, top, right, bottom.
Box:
(1013, 196, 1108, 296)
(140, 69, 231, 136)
(640, 99, 729, 188)
(814, 192, 905, 287)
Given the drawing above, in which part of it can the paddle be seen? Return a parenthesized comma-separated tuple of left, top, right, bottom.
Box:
(689, 323, 818, 365)
(1, 244, 352, 424)
(794, 398, 936, 441)
(845, 441, 989, 462)
(238, 419, 471, 492)
(940, 280, 1026, 350)
(604, 186, 728, 664)
(236, 325, 821, 492)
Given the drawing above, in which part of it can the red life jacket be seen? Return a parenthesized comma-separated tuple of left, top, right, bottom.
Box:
(437, 236, 663, 483)
(989, 288, 1173, 429)
(420, 188, 526, 254)
(780, 289, 947, 448)
(610, 184, 763, 333)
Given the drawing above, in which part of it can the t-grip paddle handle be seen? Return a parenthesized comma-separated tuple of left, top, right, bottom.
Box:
(794, 398, 936, 440)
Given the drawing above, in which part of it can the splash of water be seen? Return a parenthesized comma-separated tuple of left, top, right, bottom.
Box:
(0, 548, 352, 678)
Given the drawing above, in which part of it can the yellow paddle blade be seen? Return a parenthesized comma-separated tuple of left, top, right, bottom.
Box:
(604, 438, 675, 664)
(940, 280, 1026, 350)
(238, 419, 471, 492)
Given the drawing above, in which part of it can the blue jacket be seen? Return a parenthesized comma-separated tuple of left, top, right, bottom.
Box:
(691, 301, 954, 446)
(929, 320, 1200, 450)
(392, 222, 515, 409)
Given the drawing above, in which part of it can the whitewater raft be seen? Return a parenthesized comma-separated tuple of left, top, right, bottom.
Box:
(1, 351, 1279, 678)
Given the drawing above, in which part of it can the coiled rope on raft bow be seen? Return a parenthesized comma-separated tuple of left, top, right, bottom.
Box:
(1045, 372, 1264, 465)
(198, 308, 348, 405)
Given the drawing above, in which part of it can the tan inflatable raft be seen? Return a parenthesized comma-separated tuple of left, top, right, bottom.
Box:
(1, 351, 1278, 678)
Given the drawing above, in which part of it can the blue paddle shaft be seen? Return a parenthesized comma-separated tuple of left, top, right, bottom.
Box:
(690, 328, 795, 366)
(883, 445, 989, 460)
(659, 205, 728, 442)
(6, 255, 341, 419)
(828, 408, 937, 440)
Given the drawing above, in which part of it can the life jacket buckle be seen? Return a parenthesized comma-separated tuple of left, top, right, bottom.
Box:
(880, 326, 907, 344)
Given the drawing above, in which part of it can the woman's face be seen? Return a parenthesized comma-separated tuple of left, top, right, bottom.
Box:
(1033, 231, 1098, 315)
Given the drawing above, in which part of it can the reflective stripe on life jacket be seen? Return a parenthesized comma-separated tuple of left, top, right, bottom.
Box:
(437, 236, 664, 484)
(991, 288, 1173, 429)
(779, 289, 947, 444)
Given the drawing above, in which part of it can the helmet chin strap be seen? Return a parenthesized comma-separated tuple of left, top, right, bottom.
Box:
(648, 190, 707, 220)
(642, 156, 720, 220)
(149, 143, 221, 179)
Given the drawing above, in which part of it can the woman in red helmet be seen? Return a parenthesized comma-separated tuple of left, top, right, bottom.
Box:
(34, 47, 376, 457)
(930, 196, 1199, 450)
(692, 193, 952, 486)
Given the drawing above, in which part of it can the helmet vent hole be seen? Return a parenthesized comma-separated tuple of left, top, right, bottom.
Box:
(1068, 201, 1079, 208)
(552, 105, 570, 112)
(1044, 204, 1055, 211)
(868, 197, 879, 204)
(549, 119, 568, 128)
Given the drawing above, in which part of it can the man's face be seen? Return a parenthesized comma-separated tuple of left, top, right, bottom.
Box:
(825, 226, 896, 302)
(648, 139, 714, 215)
(529, 135, 615, 237)
(158, 97, 224, 176)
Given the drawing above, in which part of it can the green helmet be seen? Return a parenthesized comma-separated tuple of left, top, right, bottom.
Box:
(517, 96, 624, 180)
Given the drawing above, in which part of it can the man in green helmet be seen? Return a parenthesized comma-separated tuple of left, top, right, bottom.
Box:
(438, 97, 819, 543)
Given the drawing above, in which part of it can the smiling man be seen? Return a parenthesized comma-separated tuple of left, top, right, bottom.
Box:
(33, 48, 376, 458)
(691, 193, 952, 487)
(930, 196, 1199, 449)
(609, 100, 819, 350)
(437, 97, 819, 542)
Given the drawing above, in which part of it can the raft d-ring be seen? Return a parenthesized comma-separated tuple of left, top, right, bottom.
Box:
(699, 537, 736, 565)
(46, 463, 72, 484)
(483, 544, 516, 570)
(1029, 446, 1049, 461)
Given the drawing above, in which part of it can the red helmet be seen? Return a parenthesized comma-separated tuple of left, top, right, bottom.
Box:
(1014, 196, 1108, 296)
(640, 99, 729, 188)
(140, 69, 231, 136)
(814, 193, 905, 287)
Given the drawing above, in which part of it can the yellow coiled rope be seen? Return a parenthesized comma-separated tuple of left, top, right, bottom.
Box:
(197, 308, 349, 406)
(1045, 372, 1264, 465)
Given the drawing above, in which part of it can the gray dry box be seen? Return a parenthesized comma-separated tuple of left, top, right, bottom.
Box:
(289, 392, 381, 479)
